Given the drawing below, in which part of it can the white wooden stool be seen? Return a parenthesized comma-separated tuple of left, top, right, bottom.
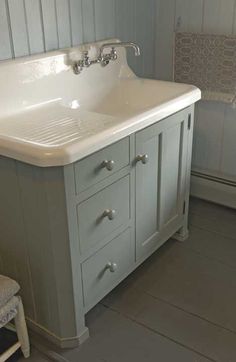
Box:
(0, 275, 30, 361)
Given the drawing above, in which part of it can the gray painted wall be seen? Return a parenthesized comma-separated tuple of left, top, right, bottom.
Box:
(0, 0, 156, 78)
(155, 0, 236, 181)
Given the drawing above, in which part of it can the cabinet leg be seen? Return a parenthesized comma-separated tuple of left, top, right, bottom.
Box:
(173, 201, 190, 242)
(173, 225, 189, 242)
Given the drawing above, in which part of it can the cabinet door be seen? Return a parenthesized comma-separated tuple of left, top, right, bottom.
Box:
(135, 108, 191, 260)
(158, 111, 189, 232)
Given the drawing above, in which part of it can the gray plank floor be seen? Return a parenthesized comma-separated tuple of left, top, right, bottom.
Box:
(22, 197, 236, 362)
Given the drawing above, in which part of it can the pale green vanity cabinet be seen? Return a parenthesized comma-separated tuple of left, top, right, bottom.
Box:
(0, 105, 194, 348)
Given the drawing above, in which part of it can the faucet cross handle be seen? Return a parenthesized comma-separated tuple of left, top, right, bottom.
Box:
(110, 47, 118, 61)
(100, 48, 117, 67)
(82, 51, 91, 67)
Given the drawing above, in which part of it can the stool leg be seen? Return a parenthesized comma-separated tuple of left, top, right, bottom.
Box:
(14, 298, 30, 358)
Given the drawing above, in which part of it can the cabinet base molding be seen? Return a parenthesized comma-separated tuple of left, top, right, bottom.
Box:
(27, 318, 89, 349)
(191, 172, 236, 209)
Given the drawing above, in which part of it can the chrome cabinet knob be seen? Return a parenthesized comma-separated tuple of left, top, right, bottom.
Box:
(136, 154, 149, 164)
(102, 160, 115, 171)
(106, 262, 118, 273)
(103, 209, 116, 220)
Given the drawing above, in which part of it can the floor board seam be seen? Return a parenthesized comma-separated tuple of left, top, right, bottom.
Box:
(174, 239, 236, 275)
(187, 222, 236, 242)
(100, 303, 216, 362)
(189, 219, 236, 241)
(140, 290, 236, 338)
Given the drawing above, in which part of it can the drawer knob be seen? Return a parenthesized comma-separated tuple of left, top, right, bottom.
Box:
(103, 209, 116, 220)
(102, 160, 115, 171)
(136, 154, 149, 164)
(106, 262, 118, 273)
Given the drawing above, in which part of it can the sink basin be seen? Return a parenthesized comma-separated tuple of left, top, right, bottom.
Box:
(0, 39, 201, 166)
(91, 78, 198, 118)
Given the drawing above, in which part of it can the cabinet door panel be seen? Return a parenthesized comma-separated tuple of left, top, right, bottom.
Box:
(159, 119, 187, 228)
(135, 124, 160, 258)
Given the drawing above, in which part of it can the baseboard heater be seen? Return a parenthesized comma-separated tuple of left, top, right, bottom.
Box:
(191, 171, 236, 209)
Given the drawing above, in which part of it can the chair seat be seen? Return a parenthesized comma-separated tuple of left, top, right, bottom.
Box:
(0, 275, 20, 309)
(0, 296, 19, 328)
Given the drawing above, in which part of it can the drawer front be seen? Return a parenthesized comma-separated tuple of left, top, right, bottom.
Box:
(82, 228, 134, 309)
(77, 175, 130, 255)
(75, 137, 130, 194)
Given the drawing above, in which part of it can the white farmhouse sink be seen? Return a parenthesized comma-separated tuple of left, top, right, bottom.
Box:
(0, 39, 201, 166)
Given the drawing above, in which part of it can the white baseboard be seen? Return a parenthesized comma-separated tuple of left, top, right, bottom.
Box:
(191, 173, 236, 209)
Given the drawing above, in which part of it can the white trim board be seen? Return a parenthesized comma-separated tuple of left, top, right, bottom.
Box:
(191, 173, 236, 209)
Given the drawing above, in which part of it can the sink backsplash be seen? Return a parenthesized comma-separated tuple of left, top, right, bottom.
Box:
(0, 39, 134, 119)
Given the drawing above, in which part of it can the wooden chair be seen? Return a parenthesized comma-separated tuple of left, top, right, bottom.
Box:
(0, 275, 30, 361)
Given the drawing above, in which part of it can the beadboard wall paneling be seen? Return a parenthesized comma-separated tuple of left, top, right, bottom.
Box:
(0, 0, 156, 78)
(95, 0, 115, 41)
(8, 0, 29, 57)
(155, 0, 236, 181)
(115, 0, 136, 71)
(0, 1, 12, 60)
(41, 0, 58, 51)
(25, 0, 45, 54)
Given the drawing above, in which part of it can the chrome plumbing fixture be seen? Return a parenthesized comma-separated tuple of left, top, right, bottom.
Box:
(73, 41, 141, 75)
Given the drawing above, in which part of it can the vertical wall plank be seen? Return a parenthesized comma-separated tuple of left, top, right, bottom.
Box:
(70, 0, 83, 46)
(0, 0, 12, 59)
(232, 1, 236, 35)
(134, 0, 145, 75)
(203, 0, 235, 34)
(81, 0, 95, 43)
(115, 0, 137, 72)
(135, 0, 156, 78)
(155, 0, 176, 80)
(24, 0, 44, 54)
(95, 0, 115, 41)
(115, 0, 135, 41)
(175, 0, 204, 32)
(8, 0, 29, 57)
(41, 0, 58, 51)
(56, 0, 72, 48)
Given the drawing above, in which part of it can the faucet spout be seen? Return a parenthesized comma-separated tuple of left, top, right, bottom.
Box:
(100, 42, 141, 57)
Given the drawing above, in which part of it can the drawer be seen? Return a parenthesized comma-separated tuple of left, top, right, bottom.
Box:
(75, 137, 130, 194)
(82, 228, 134, 309)
(77, 175, 130, 255)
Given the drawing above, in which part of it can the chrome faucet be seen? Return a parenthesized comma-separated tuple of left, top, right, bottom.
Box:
(99, 42, 141, 67)
(73, 41, 141, 75)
